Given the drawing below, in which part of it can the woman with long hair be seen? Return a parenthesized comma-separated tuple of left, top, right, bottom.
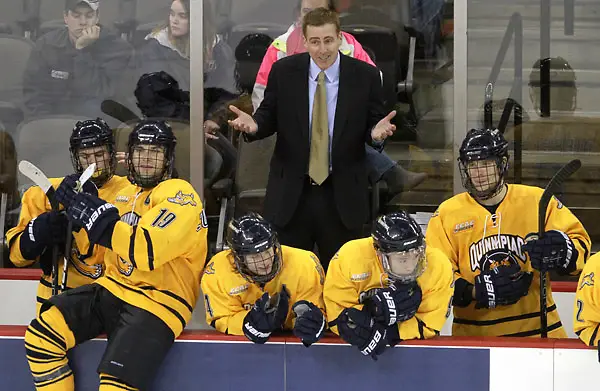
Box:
(136, 0, 191, 90)
(136, 1, 237, 187)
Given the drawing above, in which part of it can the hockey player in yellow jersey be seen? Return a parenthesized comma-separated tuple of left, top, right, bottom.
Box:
(324, 211, 454, 360)
(23, 119, 207, 391)
(202, 212, 326, 346)
(426, 128, 590, 338)
(5, 118, 128, 313)
(573, 252, 600, 348)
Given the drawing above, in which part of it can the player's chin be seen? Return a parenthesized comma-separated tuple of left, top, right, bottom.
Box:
(474, 185, 492, 192)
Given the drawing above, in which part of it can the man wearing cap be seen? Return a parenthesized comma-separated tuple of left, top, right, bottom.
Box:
(22, 0, 132, 118)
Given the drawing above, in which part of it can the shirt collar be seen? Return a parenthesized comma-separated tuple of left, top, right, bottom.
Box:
(309, 51, 340, 83)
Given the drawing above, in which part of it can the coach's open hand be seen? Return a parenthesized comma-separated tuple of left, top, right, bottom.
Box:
(371, 110, 397, 142)
(228, 105, 258, 134)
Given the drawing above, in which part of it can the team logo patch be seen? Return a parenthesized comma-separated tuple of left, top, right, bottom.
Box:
(553, 196, 564, 209)
(479, 249, 520, 272)
(580, 272, 594, 288)
(454, 220, 474, 234)
(115, 195, 129, 203)
(469, 234, 525, 272)
(204, 262, 215, 275)
(168, 191, 197, 207)
(351, 272, 371, 282)
(229, 284, 249, 295)
(51, 70, 69, 79)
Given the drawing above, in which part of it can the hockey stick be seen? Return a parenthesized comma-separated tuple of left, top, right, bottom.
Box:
(101, 99, 142, 123)
(537, 159, 581, 337)
(61, 163, 96, 292)
(18, 161, 61, 295)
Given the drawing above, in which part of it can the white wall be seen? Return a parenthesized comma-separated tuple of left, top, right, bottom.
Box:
(0, 279, 213, 330)
(0, 279, 578, 338)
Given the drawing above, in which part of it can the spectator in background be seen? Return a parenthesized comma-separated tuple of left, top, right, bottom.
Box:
(134, 71, 229, 187)
(137, 0, 237, 141)
(22, 0, 132, 117)
(411, 0, 446, 60)
(252, 0, 373, 110)
(136, 0, 191, 90)
(252, 0, 427, 198)
(201, 0, 239, 136)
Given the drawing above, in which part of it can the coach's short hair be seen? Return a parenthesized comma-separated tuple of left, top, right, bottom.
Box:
(302, 7, 341, 36)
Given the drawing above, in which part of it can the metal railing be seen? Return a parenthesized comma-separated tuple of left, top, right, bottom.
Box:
(484, 12, 523, 182)
(484, 0, 575, 183)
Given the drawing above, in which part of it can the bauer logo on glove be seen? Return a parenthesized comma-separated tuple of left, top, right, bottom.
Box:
(523, 230, 578, 272)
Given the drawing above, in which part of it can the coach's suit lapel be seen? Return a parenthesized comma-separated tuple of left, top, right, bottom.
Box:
(332, 53, 351, 150)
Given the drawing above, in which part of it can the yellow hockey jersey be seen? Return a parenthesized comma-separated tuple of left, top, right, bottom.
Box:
(201, 245, 325, 336)
(5, 175, 129, 312)
(573, 252, 600, 346)
(324, 237, 454, 340)
(95, 178, 207, 337)
(426, 184, 591, 337)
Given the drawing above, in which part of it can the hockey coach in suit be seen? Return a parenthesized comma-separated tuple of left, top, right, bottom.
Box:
(228, 7, 397, 269)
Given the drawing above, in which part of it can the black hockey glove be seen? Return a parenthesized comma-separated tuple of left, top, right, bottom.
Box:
(474, 265, 533, 309)
(55, 173, 98, 209)
(292, 300, 326, 347)
(336, 307, 388, 361)
(361, 282, 422, 326)
(523, 230, 578, 273)
(19, 211, 68, 270)
(243, 287, 290, 344)
(65, 192, 119, 247)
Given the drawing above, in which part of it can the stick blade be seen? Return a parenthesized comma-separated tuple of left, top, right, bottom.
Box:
(18, 160, 52, 193)
(78, 163, 96, 189)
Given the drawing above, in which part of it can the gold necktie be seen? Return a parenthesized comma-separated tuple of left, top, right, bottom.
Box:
(309, 71, 329, 185)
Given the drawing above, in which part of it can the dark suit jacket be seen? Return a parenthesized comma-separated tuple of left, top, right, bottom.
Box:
(248, 52, 386, 230)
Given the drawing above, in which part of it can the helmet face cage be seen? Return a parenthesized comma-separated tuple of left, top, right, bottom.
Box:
(69, 119, 116, 187)
(126, 121, 176, 188)
(232, 240, 283, 284)
(458, 129, 509, 200)
(377, 245, 427, 283)
(459, 156, 508, 200)
(372, 212, 427, 283)
(226, 213, 283, 284)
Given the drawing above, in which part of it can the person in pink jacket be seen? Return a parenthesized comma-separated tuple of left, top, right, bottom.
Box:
(251, 0, 427, 198)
